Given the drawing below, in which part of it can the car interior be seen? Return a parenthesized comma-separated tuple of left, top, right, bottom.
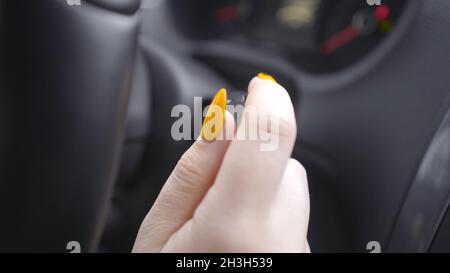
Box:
(1, 0, 449, 253)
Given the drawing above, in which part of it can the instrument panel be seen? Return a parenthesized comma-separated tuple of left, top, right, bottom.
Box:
(170, 0, 410, 73)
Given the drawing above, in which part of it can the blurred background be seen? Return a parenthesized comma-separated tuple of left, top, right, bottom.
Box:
(1, 0, 449, 253)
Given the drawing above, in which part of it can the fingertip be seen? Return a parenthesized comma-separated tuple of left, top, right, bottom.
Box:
(245, 75, 297, 143)
(248, 75, 289, 97)
(248, 76, 268, 93)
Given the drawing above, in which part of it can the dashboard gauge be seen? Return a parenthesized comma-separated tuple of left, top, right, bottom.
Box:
(316, 0, 408, 71)
(276, 0, 319, 29)
(170, 0, 411, 73)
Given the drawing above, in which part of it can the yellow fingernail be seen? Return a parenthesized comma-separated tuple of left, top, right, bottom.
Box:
(201, 88, 227, 141)
(257, 72, 277, 83)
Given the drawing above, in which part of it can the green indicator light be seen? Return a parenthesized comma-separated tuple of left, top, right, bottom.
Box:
(379, 19, 392, 33)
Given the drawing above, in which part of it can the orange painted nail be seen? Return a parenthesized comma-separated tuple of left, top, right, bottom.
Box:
(201, 88, 227, 141)
(257, 72, 277, 83)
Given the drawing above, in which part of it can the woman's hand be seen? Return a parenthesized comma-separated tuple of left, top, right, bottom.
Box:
(133, 76, 310, 252)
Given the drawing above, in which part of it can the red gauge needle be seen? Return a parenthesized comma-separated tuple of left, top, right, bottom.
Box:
(320, 4, 391, 54)
(320, 26, 361, 54)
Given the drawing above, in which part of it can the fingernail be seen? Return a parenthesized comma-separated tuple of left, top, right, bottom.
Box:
(201, 88, 227, 141)
(257, 72, 277, 83)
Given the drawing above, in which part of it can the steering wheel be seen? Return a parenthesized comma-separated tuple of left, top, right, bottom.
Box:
(0, 0, 141, 252)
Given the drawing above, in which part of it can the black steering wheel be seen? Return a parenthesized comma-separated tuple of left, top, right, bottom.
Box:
(0, 0, 141, 252)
